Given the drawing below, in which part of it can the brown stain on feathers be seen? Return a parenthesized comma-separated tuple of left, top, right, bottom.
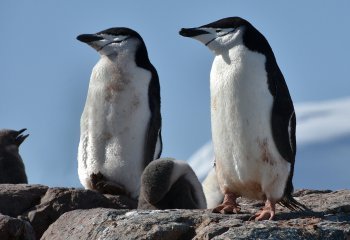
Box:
(258, 138, 274, 166)
(212, 96, 217, 112)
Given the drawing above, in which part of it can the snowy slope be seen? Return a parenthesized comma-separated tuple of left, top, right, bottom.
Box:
(188, 97, 350, 189)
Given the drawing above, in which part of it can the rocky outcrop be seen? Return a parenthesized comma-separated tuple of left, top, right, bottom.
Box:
(0, 214, 35, 240)
(0, 185, 349, 240)
(0, 184, 48, 217)
(0, 184, 136, 239)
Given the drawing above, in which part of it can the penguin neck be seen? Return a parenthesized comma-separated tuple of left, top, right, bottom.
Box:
(213, 43, 247, 65)
(91, 53, 137, 84)
(103, 50, 136, 70)
(212, 43, 266, 76)
(2, 144, 19, 154)
(210, 43, 266, 97)
(209, 35, 244, 62)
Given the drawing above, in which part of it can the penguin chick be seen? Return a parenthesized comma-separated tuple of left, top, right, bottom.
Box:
(0, 128, 28, 183)
(77, 27, 162, 200)
(180, 17, 307, 220)
(138, 158, 206, 210)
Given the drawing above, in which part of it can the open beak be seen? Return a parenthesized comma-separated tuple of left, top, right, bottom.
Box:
(15, 128, 29, 146)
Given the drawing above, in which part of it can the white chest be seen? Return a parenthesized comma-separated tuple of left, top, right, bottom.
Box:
(210, 45, 290, 200)
(78, 56, 151, 199)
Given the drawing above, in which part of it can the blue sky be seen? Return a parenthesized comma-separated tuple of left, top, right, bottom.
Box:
(1, 1, 349, 187)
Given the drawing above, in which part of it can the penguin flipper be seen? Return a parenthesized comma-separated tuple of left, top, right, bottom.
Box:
(143, 64, 162, 168)
(269, 66, 299, 205)
(270, 81, 296, 165)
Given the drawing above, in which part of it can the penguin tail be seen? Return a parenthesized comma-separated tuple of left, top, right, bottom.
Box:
(278, 195, 310, 212)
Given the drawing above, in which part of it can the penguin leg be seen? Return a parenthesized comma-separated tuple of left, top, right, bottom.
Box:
(212, 193, 241, 214)
(252, 199, 276, 221)
(90, 172, 128, 196)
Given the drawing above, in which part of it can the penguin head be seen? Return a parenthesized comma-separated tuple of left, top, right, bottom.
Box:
(77, 27, 145, 57)
(179, 17, 251, 54)
(0, 129, 29, 148)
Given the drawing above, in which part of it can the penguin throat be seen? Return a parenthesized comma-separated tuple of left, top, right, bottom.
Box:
(97, 36, 131, 52)
(205, 29, 236, 46)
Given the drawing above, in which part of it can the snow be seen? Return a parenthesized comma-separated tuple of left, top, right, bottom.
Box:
(296, 97, 350, 145)
(188, 141, 214, 182)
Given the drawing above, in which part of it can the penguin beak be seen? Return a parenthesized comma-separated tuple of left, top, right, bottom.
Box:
(180, 27, 218, 48)
(15, 128, 29, 146)
(76, 34, 104, 43)
(179, 28, 209, 38)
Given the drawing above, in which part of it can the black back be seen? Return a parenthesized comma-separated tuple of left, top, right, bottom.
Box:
(240, 18, 296, 199)
(132, 30, 163, 165)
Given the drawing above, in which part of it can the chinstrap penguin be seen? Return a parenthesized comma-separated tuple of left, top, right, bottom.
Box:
(138, 158, 206, 210)
(77, 27, 162, 200)
(0, 128, 28, 184)
(180, 17, 306, 220)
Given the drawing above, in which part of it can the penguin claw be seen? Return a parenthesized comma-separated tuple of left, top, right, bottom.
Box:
(96, 181, 128, 196)
(251, 200, 276, 221)
(90, 172, 128, 196)
(213, 204, 241, 214)
(90, 172, 104, 186)
(212, 193, 240, 214)
(252, 209, 275, 221)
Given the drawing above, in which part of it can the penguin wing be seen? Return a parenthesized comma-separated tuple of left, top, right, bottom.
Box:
(144, 67, 162, 167)
(250, 30, 307, 211)
(268, 63, 296, 191)
(269, 65, 308, 211)
(270, 72, 296, 164)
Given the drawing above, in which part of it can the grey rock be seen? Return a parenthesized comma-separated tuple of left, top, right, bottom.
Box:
(0, 184, 48, 217)
(296, 189, 350, 214)
(42, 189, 350, 240)
(0, 214, 36, 240)
(22, 187, 137, 239)
(42, 208, 201, 240)
(1, 185, 348, 240)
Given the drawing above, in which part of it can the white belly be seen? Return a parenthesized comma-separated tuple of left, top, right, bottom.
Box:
(78, 56, 151, 199)
(210, 45, 290, 201)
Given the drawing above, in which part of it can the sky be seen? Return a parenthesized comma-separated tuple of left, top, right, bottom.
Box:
(1, 1, 349, 188)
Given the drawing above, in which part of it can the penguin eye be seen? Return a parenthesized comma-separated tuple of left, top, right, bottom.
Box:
(113, 35, 131, 44)
(216, 29, 222, 33)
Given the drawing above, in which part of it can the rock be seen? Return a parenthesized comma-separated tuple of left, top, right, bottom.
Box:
(0, 185, 348, 240)
(0, 184, 48, 217)
(22, 187, 137, 239)
(195, 216, 350, 239)
(0, 214, 36, 240)
(296, 189, 350, 215)
(42, 189, 350, 240)
(41, 208, 199, 240)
